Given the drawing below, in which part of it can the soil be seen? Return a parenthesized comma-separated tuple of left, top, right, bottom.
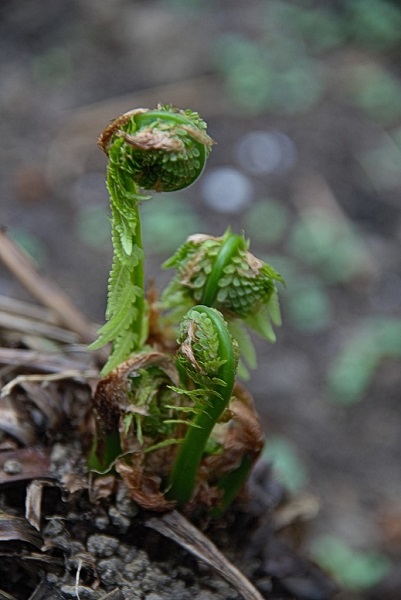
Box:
(1, 1, 401, 599)
(0, 359, 336, 600)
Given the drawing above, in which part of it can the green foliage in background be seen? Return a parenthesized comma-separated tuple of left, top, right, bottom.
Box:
(311, 535, 391, 591)
(288, 210, 367, 285)
(328, 317, 401, 404)
(262, 435, 309, 493)
(141, 194, 205, 255)
(210, 0, 401, 119)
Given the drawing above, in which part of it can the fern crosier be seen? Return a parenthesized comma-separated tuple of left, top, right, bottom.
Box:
(167, 305, 238, 505)
(162, 229, 285, 342)
(90, 106, 214, 374)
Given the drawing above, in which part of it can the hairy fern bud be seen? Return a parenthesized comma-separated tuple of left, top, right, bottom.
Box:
(99, 105, 214, 192)
(168, 305, 238, 505)
(163, 229, 284, 342)
(91, 105, 214, 374)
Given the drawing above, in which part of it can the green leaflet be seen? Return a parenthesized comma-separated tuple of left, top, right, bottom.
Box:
(167, 306, 238, 505)
(89, 146, 146, 372)
(92, 105, 214, 375)
(162, 229, 285, 372)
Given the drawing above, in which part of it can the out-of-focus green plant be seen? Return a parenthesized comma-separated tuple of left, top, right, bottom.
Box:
(285, 275, 332, 333)
(344, 63, 401, 126)
(213, 31, 325, 115)
(9, 229, 46, 264)
(346, 0, 401, 51)
(311, 535, 391, 591)
(288, 209, 368, 284)
(32, 47, 73, 87)
(75, 204, 111, 249)
(358, 134, 401, 190)
(141, 195, 204, 255)
(244, 198, 290, 246)
(328, 317, 401, 404)
(212, 0, 401, 117)
(262, 435, 309, 493)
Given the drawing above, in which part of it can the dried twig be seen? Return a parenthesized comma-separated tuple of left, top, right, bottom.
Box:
(146, 510, 265, 600)
(1, 370, 97, 398)
(0, 229, 97, 344)
(0, 311, 78, 344)
(0, 347, 93, 373)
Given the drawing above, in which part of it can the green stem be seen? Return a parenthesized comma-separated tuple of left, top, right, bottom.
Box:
(167, 305, 237, 506)
(129, 202, 145, 344)
(201, 232, 246, 306)
(90, 106, 213, 374)
(90, 156, 146, 374)
(211, 453, 253, 517)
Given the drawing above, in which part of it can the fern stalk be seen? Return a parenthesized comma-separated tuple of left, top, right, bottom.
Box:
(167, 305, 238, 506)
(90, 106, 214, 374)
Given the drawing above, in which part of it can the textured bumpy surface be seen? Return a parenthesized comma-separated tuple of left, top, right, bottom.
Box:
(90, 106, 214, 374)
(162, 230, 284, 376)
(164, 230, 284, 320)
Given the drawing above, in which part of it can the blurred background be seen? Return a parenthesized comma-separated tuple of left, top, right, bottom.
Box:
(1, 1, 401, 597)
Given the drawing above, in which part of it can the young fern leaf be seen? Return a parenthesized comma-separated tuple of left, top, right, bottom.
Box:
(162, 229, 285, 372)
(167, 305, 238, 506)
(90, 106, 214, 374)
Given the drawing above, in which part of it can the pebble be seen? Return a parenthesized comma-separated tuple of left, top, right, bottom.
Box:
(60, 585, 99, 599)
(141, 566, 170, 593)
(116, 483, 139, 518)
(118, 543, 139, 563)
(200, 167, 253, 213)
(42, 517, 64, 537)
(86, 534, 119, 557)
(94, 514, 109, 530)
(108, 506, 131, 532)
(2, 459, 22, 475)
(97, 557, 121, 586)
(121, 587, 142, 600)
(123, 549, 149, 577)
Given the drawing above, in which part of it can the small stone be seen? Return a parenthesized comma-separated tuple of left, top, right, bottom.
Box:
(108, 506, 131, 532)
(60, 585, 99, 599)
(96, 589, 122, 600)
(50, 442, 67, 466)
(141, 566, 169, 593)
(123, 549, 149, 577)
(3, 459, 22, 475)
(121, 587, 142, 600)
(118, 543, 138, 563)
(116, 483, 139, 518)
(94, 514, 109, 530)
(87, 534, 119, 557)
(42, 517, 64, 537)
(97, 557, 121, 586)
(69, 540, 86, 555)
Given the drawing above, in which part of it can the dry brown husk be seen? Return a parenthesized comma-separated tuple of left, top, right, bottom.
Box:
(92, 351, 265, 513)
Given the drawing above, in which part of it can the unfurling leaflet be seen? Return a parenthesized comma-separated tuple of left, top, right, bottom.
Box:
(162, 229, 285, 374)
(167, 305, 238, 505)
(90, 105, 214, 374)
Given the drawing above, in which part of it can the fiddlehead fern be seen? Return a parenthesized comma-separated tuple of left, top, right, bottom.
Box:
(162, 229, 284, 373)
(167, 305, 238, 506)
(90, 106, 214, 374)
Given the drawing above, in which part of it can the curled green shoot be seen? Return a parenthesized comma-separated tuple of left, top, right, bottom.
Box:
(162, 229, 284, 375)
(200, 231, 247, 306)
(167, 305, 238, 506)
(89, 106, 213, 375)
